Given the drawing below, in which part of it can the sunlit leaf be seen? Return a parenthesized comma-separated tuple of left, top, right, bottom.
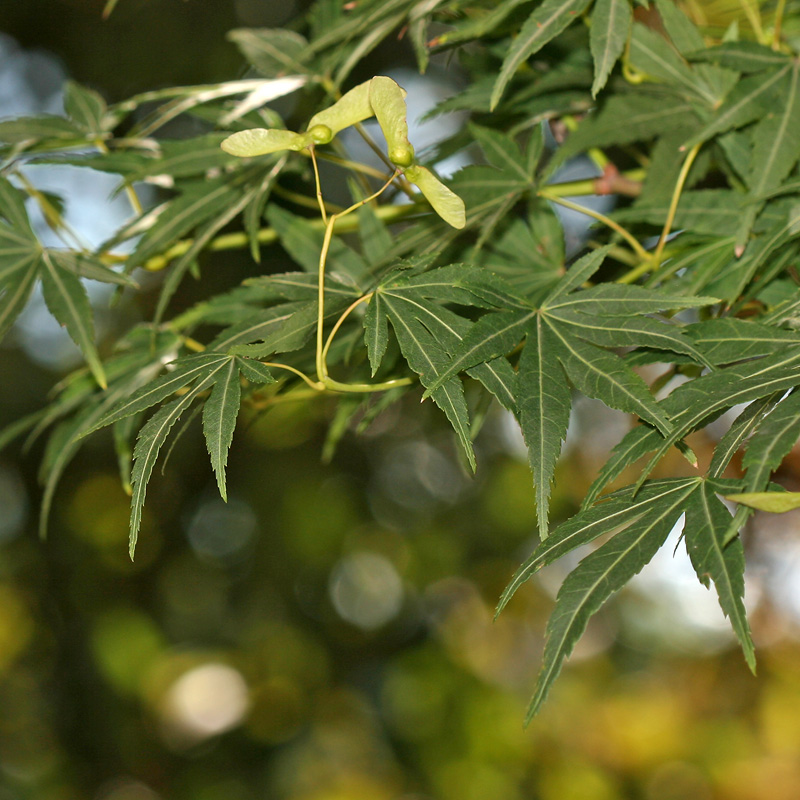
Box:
(528, 477, 698, 719)
(221, 128, 311, 157)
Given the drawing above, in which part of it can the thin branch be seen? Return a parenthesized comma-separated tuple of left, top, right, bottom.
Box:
(538, 190, 650, 262)
(651, 143, 701, 269)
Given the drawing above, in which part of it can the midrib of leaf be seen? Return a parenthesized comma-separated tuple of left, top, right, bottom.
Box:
(629, 26, 716, 106)
(545, 316, 673, 435)
(688, 483, 755, 671)
(129, 361, 227, 557)
(40, 251, 105, 389)
(683, 63, 791, 148)
(747, 60, 800, 200)
(637, 347, 800, 491)
(203, 357, 240, 501)
(381, 289, 464, 342)
(210, 304, 305, 352)
(546, 309, 713, 368)
(522, 314, 570, 539)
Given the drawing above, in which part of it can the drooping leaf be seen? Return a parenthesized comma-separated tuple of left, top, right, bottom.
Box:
(202, 356, 241, 501)
(517, 317, 572, 539)
(635, 346, 800, 492)
(737, 389, 800, 501)
(382, 292, 475, 469)
(87, 353, 232, 434)
(528, 477, 697, 719)
(685, 480, 755, 671)
(500, 477, 700, 614)
(707, 393, 781, 479)
(40, 252, 106, 389)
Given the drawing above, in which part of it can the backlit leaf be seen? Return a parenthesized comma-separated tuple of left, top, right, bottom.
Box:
(685, 481, 755, 671)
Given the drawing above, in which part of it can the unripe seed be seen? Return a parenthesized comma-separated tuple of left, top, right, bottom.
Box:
(389, 144, 414, 167)
(308, 124, 333, 144)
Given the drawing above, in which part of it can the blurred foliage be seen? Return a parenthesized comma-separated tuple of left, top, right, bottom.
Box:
(2, 1, 800, 799)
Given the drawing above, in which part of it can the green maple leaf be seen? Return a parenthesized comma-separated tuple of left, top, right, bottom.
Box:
(420, 247, 713, 536)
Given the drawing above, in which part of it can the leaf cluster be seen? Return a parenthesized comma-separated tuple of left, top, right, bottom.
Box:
(3, 0, 800, 720)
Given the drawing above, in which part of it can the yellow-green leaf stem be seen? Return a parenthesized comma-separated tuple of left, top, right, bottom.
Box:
(651, 142, 702, 268)
(773, 0, 788, 49)
(114, 168, 636, 277)
(315, 171, 400, 385)
(309, 147, 328, 225)
(538, 190, 650, 262)
(322, 292, 373, 367)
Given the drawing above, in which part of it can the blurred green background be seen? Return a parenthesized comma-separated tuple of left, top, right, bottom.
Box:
(3, 2, 800, 799)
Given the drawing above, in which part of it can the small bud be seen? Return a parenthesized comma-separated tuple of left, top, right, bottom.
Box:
(308, 124, 333, 145)
(389, 143, 415, 167)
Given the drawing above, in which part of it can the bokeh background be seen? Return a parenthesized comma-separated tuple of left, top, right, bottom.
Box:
(3, 2, 800, 799)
